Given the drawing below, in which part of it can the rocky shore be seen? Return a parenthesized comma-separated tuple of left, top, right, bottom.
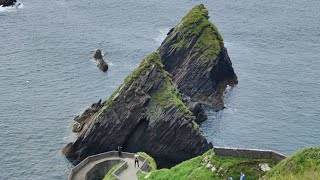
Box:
(63, 4, 237, 166)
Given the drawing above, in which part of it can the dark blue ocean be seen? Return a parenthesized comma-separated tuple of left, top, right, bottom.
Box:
(0, 0, 319, 179)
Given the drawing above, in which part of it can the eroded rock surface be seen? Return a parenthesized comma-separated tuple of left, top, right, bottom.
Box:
(63, 4, 237, 166)
(159, 4, 238, 110)
(63, 53, 212, 165)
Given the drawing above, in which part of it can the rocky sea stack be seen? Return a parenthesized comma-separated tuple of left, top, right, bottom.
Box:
(93, 49, 108, 72)
(159, 4, 237, 110)
(0, 0, 16, 7)
(63, 4, 237, 166)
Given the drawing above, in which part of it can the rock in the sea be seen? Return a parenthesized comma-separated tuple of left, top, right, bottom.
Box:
(0, 0, 16, 7)
(63, 4, 237, 167)
(97, 59, 108, 72)
(93, 49, 108, 72)
(63, 52, 212, 165)
(93, 49, 103, 60)
(158, 4, 238, 110)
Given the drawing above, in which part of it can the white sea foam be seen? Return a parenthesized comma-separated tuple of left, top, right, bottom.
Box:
(155, 28, 170, 45)
(0, 3, 23, 12)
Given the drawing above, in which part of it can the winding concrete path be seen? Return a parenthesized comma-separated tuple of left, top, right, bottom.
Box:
(69, 151, 148, 180)
(71, 157, 121, 180)
(118, 157, 140, 180)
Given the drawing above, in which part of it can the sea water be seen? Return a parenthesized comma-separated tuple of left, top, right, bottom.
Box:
(0, 0, 319, 179)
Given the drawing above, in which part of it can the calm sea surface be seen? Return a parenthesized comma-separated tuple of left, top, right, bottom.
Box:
(0, 0, 319, 179)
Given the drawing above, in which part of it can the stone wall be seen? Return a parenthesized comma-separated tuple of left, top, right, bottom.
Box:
(213, 147, 286, 163)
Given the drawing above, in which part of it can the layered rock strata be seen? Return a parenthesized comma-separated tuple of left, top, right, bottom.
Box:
(159, 4, 237, 110)
(63, 4, 237, 166)
(63, 52, 212, 165)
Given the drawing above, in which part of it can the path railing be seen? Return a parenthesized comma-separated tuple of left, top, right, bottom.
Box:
(68, 151, 150, 180)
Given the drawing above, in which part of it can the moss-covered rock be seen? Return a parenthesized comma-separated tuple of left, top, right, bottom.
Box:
(63, 51, 212, 166)
(159, 4, 237, 110)
(63, 4, 239, 167)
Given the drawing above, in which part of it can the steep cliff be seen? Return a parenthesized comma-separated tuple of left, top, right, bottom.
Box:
(159, 4, 237, 110)
(63, 4, 237, 166)
(63, 52, 212, 165)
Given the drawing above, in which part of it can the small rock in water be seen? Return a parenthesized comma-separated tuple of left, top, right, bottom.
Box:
(97, 59, 108, 72)
(0, 0, 16, 7)
(93, 49, 103, 60)
(93, 49, 108, 72)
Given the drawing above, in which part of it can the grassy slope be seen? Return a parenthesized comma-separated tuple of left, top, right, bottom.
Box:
(264, 147, 320, 180)
(139, 149, 276, 180)
(138, 152, 157, 171)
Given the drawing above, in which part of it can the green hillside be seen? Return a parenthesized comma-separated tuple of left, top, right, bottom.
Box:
(138, 149, 276, 180)
(264, 147, 320, 180)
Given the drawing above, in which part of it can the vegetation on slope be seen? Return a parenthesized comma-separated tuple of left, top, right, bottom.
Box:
(138, 149, 276, 180)
(103, 163, 122, 180)
(103, 51, 196, 123)
(164, 4, 224, 62)
(264, 147, 320, 180)
(138, 152, 157, 171)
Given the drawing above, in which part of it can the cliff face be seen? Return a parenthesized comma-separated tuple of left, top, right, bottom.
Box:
(159, 4, 237, 110)
(63, 52, 212, 165)
(63, 4, 237, 166)
(0, 0, 16, 7)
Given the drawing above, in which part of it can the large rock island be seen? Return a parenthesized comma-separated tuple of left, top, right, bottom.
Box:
(63, 4, 237, 166)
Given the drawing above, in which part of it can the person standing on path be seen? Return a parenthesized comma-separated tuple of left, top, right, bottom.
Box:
(118, 146, 122, 157)
(240, 172, 246, 180)
(134, 154, 139, 168)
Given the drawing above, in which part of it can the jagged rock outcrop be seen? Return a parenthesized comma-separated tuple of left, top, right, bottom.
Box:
(187, 101, 208, 124)
(63, 4, 237, 166)
(159, 4, 238, 110)
(0, 0, 16, 7)
(63, 52, 212, 165)
(93, 49, 108, 72)
(72, 99, 105, 133)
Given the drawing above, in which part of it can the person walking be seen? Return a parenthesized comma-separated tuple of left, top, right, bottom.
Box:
(118, 146, 122, 157)
(134, 154, 139, 168)
(240, 172, 246, 180)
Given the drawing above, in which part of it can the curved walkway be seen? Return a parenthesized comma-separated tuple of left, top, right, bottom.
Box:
(69, 151, 150, 180)
(118, 157, 139, 180)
